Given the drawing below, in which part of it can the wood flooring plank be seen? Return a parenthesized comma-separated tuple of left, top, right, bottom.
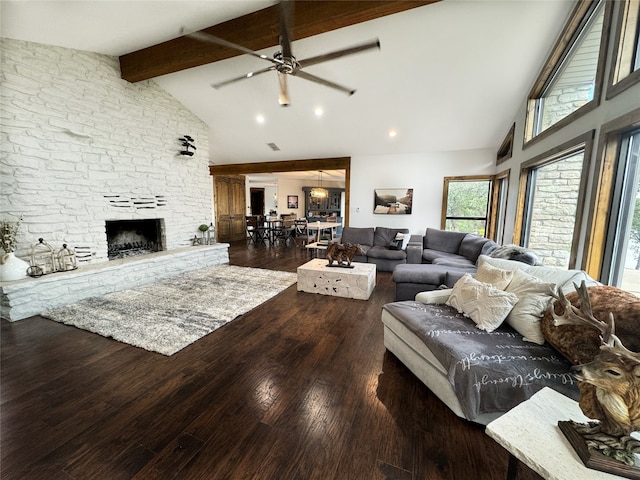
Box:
(130, 434, 204, 480)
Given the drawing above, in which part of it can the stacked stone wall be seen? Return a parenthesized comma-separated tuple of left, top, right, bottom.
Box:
(539, 83, 593, 132)
(527, 154, 583, 267)
(0, 38, 212, 263)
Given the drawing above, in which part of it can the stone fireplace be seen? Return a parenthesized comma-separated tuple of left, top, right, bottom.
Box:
(106, 219, 165, 260)
(0, 38, 232, 322)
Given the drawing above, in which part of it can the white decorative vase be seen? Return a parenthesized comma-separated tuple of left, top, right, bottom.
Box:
(0, 252, 30, 282)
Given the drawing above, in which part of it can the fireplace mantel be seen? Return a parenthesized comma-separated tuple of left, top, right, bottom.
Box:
(0, 245, 229, 321)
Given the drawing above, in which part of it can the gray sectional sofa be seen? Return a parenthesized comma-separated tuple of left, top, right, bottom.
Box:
(393, 228, 499, 301)
(338, 226, 410, 272)
(382, 255, 601, 424)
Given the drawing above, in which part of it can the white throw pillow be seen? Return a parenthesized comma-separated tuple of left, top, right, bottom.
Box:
(446, 274, 518, 332)
(505, 269, 556, 344)
(474, 262, 514, 290)
(476, 255, 600, 293)
(394, 232, 411, 250)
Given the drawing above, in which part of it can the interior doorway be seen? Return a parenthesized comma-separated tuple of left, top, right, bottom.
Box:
(250, 188, 265, 216)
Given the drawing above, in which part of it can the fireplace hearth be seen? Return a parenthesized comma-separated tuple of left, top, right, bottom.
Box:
(106, 219, 164, 260)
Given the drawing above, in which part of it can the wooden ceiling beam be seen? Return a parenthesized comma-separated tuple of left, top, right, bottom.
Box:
(120, 1, 437, 83)
(208, 157, 350, 176)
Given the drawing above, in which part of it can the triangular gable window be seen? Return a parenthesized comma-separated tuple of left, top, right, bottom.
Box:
(525, 1, 609, 145)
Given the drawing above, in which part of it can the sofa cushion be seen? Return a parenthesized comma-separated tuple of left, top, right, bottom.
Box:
(424, 228, 466, 254)
(459, 235, 493, 263)
(374, 227, 410, 248)
(446, 274, 518, 332)
(392, 263, 448, 285)
(367, 245, 407, 260)
(422, 249, 466, 264)
(432, 256, 476, 269)
(504, 269, 555, 345)
(341, 227, 374, 247)
(444, 270, 471, 287)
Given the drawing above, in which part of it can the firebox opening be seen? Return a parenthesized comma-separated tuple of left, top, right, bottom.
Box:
(106, 219, 164, 260)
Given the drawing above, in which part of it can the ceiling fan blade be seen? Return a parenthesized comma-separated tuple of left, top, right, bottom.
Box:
(182, 28, 283, 66)
(278, 72, 290, 107)
(212, 66, 275, 89)
(294, 70, 356, 96)
(297, 39, 380, 68)
(279, 0, 294, 61)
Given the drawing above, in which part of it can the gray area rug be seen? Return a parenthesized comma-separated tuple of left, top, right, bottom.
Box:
(43, 265, 297, 356)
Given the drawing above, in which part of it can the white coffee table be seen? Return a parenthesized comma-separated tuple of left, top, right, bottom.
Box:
(486, 387, 628, 480)
(297, 258, 376, 300)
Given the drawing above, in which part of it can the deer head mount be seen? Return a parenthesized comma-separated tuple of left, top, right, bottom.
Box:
(550, 281, 640, 437)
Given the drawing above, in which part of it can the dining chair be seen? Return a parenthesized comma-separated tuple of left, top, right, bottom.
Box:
(293, 219, 314, 248)
(245, 216, 267, 245)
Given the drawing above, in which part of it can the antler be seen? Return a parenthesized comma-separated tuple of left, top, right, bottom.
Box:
(550, 280, 615, 346)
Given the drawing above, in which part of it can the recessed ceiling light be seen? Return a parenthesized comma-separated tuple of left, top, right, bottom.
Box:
(256, 114, 265, 124)
(314, 107, 324, 117)
(388, 129, 397, 137)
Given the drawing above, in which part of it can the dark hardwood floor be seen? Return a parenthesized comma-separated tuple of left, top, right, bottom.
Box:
(1, 242, 543, 480)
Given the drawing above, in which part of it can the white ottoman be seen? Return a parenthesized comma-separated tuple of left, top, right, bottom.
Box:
(297, 258, 376, 300)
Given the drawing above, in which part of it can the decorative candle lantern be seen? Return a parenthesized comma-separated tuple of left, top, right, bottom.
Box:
(57, 243, 77, 272)
(30, 238, 56, 275)
(207, 222, 216, 244)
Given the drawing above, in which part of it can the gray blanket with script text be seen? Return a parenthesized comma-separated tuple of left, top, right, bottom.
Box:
(383, 301, 579, 420)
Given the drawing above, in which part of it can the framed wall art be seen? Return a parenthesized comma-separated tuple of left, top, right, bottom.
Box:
(287, 195, 299, 209)
(373, 188, 413, 214)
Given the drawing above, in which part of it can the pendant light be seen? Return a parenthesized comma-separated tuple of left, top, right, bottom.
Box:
(310, 170, 328, 199)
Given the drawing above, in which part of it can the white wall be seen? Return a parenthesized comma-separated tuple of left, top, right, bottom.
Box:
(348, 149, 496, 235)
(1, 38, 212, 263)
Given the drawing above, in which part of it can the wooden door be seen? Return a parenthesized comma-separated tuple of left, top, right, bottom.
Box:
(229, 179, 246, 239)
(214, 175, 246, 242)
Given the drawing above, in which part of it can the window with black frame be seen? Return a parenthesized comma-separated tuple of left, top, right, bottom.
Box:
(441, 177, 492, 235)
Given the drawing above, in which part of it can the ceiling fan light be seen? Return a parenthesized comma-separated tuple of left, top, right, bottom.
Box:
(278, 72, 290, 106)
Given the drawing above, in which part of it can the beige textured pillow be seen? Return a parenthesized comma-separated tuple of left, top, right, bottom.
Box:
(446, 274, 518, 332)
(474, 262, 514, 290)
(505, 269, 556, 344)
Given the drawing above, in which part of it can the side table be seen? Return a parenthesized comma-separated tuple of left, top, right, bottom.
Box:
(486, 387, 626, 480)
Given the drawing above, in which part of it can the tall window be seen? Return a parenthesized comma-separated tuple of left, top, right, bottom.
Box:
(442, 177, 492, 235)
(602, 129, 640, 296)
(524, 1, 609, 144)
(491, 171, 510, 244)
(516, 133, 593, 268)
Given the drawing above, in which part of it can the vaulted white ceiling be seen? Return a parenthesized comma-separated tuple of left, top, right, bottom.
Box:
(1, 1, 575, 166)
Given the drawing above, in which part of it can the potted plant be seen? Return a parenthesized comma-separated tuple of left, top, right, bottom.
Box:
(198, 224, 209, 242)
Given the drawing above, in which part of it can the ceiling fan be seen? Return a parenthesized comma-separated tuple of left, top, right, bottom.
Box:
(183, 0, 380, 106)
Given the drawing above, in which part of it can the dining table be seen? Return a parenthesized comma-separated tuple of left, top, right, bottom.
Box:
(306, 221, 342, 242)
